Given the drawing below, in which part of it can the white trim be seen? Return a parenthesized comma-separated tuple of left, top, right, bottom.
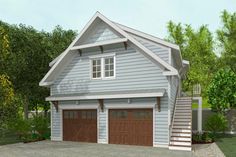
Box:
(50, 103, 53, 140)
(168, 48, 172, 65)
(40, 12, 179, 86)
(60, 108, 63, 141)
(105, 104, 155, 109)
(89, 52, 116, 59)
(70, 38, 127, 51)
(106, 108, 109, 144)
(97, 108, 100, 143)
(115, 23, 180, 50)
(153, 106, 155, 147)
(153, 143, 169, 148)
(59, 104, 98, 109)
(46, 92, 164, 101)
(183, 60, 189, 65)
(51, 137, 62, 141)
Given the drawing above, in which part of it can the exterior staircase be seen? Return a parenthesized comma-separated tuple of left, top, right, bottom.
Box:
(169, 97, 192, 151)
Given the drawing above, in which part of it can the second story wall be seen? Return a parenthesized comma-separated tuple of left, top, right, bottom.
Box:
(50, 45, 169, 95)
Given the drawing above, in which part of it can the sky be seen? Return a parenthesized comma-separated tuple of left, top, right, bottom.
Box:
(0, 0, 235, 38)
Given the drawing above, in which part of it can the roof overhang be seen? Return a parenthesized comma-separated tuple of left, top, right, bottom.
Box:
(46, 89, 165, 101)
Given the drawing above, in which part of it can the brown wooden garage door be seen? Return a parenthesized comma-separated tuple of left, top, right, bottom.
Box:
(63, 110, 97, 143)
(109, 109, 153, 146)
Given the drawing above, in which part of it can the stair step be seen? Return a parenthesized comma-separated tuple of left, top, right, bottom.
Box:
(173, 126, 191, 129)
(171, 137, 191, 141)
(172, 132, 191, 137)
(173, 123, 191, 126)
(174, 119, 191, 122)
(174, 114, 191, 117)
(172, 129, 191, 133)
(169, 145, 192, 151)
(170, 141, 191, 146)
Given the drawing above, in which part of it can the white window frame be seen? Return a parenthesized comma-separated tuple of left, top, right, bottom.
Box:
(89, 53, 116, 80)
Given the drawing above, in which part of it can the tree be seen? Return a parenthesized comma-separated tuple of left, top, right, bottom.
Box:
(0, 21, 77, 117)
(217, 10, 236, 72)
(167, 22, 217, 94)
(207, 68, 236, 114)
(0, 74, 20, 127)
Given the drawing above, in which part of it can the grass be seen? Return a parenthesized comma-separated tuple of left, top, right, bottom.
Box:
(215, 134, 236, 157)
(192, 98, 211, 109)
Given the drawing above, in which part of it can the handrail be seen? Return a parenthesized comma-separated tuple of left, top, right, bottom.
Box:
(169, 84, 179, 142)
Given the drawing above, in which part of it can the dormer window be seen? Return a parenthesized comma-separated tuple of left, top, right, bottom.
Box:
(90, 53, 116, 79)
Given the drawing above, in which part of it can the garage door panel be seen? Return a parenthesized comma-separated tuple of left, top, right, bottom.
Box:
(63, 110, 97, 143)
(109, 109, 153, 146)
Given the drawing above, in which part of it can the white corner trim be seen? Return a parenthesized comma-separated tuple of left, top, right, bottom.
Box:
(153, 107, 155, 147)
(71, 38, 127, 51)
(46, 92, 164, 101)
(98, 139, 108, 144)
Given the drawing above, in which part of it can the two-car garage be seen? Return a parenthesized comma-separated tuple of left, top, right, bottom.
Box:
(62, 109, 153, 146)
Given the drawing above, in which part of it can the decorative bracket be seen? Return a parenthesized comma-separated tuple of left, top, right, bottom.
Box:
(123, 42, 127, 50)
(52, 101, 59, 112)
(99, 46, 104, 53)
(156, 97, 161, 112)
(98, 99, 104, 112)
(78, 49, 82, 56)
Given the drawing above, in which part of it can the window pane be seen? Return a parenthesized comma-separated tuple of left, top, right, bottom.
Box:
(110, 71, 114, 76)
(93, 73, 96, 78)
(105, 65, 109, 70)
(110, 65, 114, 70)
(92, 60, 96, 65)
(105, 71, 109, 77)
(97, 66, 101, 71)
(97, 60, 101, 65)
(105, 59, 109, 64)
(97, 72, 101, 77)
(110, 58, 114, 64)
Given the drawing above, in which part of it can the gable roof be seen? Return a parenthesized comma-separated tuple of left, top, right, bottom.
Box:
(40, 12, 179, 87)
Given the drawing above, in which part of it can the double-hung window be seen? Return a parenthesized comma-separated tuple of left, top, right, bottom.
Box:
(91, 54, 115, 79)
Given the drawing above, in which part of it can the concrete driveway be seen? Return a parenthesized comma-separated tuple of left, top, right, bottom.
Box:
(0, 140, 194, 157)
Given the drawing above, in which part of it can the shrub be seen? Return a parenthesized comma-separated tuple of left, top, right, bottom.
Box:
(31, 115, 50, 139)
(7, 117, 31, 140)
(207, 68, 236, 114)
(205, 114, 228, 135)
(192, 131, 214, 143)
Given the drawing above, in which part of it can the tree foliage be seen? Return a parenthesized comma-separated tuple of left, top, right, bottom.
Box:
(0, 21, 76, 115)
(207, 68, 236, 114)
(0, 74, 20, 127)
(217, 10, 236, 72)
(167, 22, 218, 94)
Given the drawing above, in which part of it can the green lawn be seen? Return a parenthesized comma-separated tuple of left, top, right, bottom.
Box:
(216, 134, 236, 157)
(192, 98, 211, 109)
